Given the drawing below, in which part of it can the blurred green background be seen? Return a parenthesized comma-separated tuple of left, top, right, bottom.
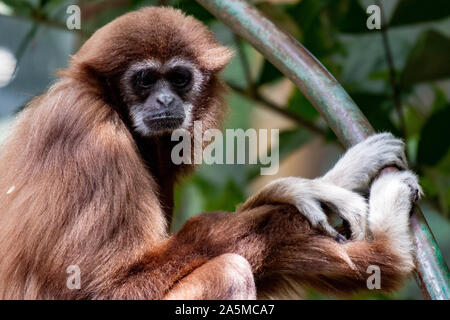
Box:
(0, 0, 449, 299)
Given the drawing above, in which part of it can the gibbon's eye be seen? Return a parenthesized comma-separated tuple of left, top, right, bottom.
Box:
(167, 67, 192, 89)
(134, 70, 158, 89)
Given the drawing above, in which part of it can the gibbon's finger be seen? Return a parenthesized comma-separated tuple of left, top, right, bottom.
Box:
(238, 177, 364, 241)
(321, 132, 408, 191)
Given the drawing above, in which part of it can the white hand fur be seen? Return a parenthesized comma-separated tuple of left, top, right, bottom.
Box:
(240, 133, 417, 241)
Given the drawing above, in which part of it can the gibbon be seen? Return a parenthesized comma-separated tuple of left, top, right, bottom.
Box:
(0, 7, 420, 299)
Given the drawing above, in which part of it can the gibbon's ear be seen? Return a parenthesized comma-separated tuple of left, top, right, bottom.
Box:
(198, 45, 234, 72)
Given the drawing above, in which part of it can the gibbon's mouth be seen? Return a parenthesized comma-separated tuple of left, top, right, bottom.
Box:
(144, 114, 185, 132)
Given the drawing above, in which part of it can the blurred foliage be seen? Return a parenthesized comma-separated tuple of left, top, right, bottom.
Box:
(1, 0, 450, 299)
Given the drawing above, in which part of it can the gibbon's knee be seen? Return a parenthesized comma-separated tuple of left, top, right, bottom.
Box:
(164, 254, 256, 300)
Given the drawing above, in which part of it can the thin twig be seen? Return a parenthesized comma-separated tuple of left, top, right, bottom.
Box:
(0, 14, 92, 38)
(231, 35, 331, 141)
(376, 0, 405, 137)
(227, 82, 329, 138)
(233, 34, 254, 92)
(14, 23, 40, 66)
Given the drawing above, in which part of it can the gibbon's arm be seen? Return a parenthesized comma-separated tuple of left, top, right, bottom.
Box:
(101, 135, 418, 300)
(108, 170, 419, 300)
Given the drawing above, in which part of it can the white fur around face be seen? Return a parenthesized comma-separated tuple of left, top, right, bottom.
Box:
(181, 103, 193, 129)
(120, 59, 162, 104)
(121, 58, 203, 136)
(129, 103, 148, 136)
(163, 57, 205, 98)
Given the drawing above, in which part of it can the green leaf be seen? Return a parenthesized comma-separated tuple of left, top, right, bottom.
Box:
(246, 128, 312, 181)
(333, 0, 369, 34)
(191, 176, 245, 212)
(1, 0, 34, 15)
(285, 0, 331, 31)
(417, 104, 450, 166)
(172, 178, 205, 231)
(421, 151, 450, 216)
(257, 60, 283, 86)
(437, 145, 450, 174)
(287, 88, 319, 122)
(431, 88, 448, 113)
(390, 0, 450, 27)
(207, 179, 245, 212)
(41, 0, 69, 13)
(173, 0, 215, 24)
(285, 0, 336, 57)
(422, 167, 450, 216)
(401, 30, 450, 87)
(351, 92, 399, 135)
(404, 105, 425, 136)
(278, 128, 312, 160)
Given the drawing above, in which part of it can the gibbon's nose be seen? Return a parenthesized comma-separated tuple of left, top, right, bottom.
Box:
(156, 94, 175, 108)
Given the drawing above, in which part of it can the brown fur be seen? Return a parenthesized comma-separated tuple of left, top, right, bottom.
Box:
(0, 7, 410, 299)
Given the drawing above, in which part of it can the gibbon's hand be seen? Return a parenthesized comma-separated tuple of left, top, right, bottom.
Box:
(367, 170, 422, 270)
(321, 133, 408, 191)
(239, 133, 409, 241)
(238, 177, 368, 241)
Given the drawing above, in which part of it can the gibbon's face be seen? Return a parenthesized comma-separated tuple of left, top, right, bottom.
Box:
(120, 58, 204, 136)
(68, 7, 232, 137)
